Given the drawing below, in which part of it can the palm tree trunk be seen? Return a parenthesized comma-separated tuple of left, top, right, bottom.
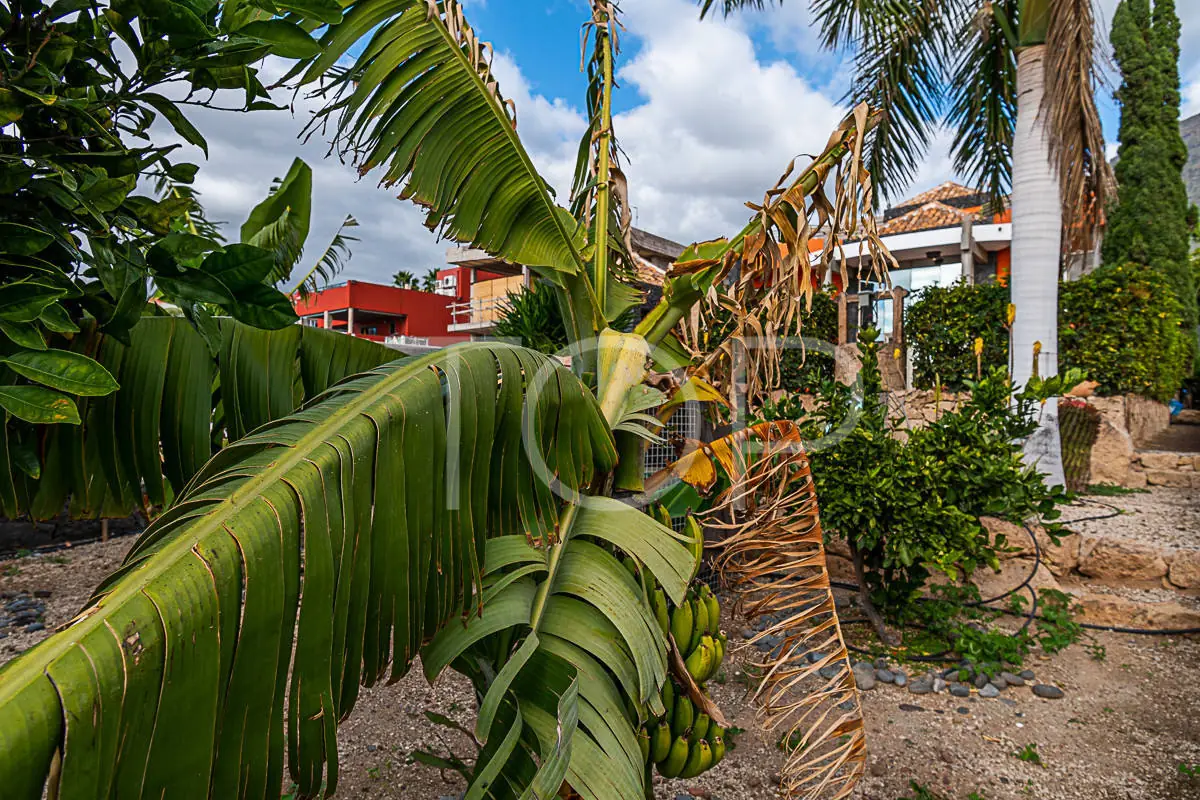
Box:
(1010, 44, 1066, 487)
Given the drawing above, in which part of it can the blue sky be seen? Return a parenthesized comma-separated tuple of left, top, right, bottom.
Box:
(178, 0, 1200, 286)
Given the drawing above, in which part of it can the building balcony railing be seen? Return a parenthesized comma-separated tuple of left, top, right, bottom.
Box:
(447, 296, 505, 332)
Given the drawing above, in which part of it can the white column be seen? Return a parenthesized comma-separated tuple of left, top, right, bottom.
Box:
(346, 307, 355, 338)
(322, 310, 331, 329)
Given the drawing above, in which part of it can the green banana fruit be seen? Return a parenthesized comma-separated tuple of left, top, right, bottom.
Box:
(658, 736, 690, 779)
(708, 723, 725, 742)
(651, 723, 672, 764)
(672, 694, 694, 736)
(661, 680, 675, 719)
(679, 739, 714, 779)
(704, 592, 721, 635)
(712, 635, 725, 671)
(684, 640, 713, 683)
(690, 597, 709, 654)
(689, 713, 710, 744)
(653, 588, 670, 637)
(710, 736, 726, 766)
(685, 515, 704, 574)
(655, 504, 673, 530)
(638, 728, 651, 762)
(670, 597, 694, 652)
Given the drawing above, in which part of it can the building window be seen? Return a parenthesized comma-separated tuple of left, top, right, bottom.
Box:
(364, 326, 378, 336)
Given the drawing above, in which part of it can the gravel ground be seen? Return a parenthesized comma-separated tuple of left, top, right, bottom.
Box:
(1065, 488, 1200, 551)
(2, 538, 1199, 800)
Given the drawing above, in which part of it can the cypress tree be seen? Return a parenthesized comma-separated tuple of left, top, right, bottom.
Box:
(1104, 0, 1198, 364)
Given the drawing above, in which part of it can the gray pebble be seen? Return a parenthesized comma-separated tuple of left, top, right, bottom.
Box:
(807, 651, 826, 664)
(1032, 684, 1065, 699)
(874, 657, 889, 669)
(366, 744, 378, 752)
(999, 698, 1018, 708)
(956, 706, 970, 715)
(949, 683, 971, 698)
(875, 668, 895, 683)
(992, 676, 1007, 690)
(754, 634, 782, 652)
(1019, 669, 1035, 681)
(740, 628, 756, 640)
(899, 703, 925, 712)
(1001, 671, 1025, 687)
(933, 678, 948, 693)
(973, 673, 989, 689)
(852, 660, 873, 673)
(980, 683, 1001, 698)
(893, 670, 908, 687)
(908, 681, 932, 695)
(855, 671, 877, 691)
(819, 665, 840, 680)
(24, 622, 44, 633)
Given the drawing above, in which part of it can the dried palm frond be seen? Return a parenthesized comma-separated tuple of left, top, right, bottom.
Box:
(648, 421, 866, 799)
(1044, 0, 1114, 253)
(673, 105, 894, 413)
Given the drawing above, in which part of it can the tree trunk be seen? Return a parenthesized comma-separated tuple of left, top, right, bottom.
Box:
(847, 539, 898, 646)
(1010, 44, 1066, 487)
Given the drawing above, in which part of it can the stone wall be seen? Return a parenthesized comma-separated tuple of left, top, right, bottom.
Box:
(1132, 451, 1200, 489)
(886, 389, 971, 431)
(1087, 395, 1172, 487)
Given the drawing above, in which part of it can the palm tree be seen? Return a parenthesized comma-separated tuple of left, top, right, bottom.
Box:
(391, 269, 416, 289)
(704, 0, 1113, 485)
(421, 268, 439, 293)
(0, 2, 885, 798)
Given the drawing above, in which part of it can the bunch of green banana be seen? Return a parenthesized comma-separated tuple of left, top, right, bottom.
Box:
(656, 581, 726, 685)
(640, 680, 728, 778)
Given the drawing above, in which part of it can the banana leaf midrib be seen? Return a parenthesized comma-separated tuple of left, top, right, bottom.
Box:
(412, 3, 584, 276)
(0, 347, 452, 705)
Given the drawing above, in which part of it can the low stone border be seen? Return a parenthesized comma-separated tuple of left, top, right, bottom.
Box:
(1130, 451, 1200, 489)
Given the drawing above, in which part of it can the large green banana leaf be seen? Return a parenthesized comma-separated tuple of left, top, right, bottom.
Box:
(0, 317, 397, 520)
(0, 342, 693, 799)
(290, 0, 586, 279)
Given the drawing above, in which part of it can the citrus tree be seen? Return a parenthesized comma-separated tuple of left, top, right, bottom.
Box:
(0, 1, 888, 798)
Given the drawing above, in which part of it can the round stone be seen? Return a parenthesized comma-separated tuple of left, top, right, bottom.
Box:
(899, 703, 925, 712)
(1001, 671, 1025, 687)
(874, 657, 890, 669)
(949, 683, 971, 698)
(973, 673, 989, 689)
(992, 676, 1008, 690)
(980, 683, 1001, 698)
(1019, 669, 1036, 681)
(894, 670, 908, 687)
(740, 628, 755, 640)
(819, 665, 840, 680)
(908, 681, 932, 695)
(1032, 684, 1065, 699)
(855, 671, 877, 691)
(876, 668, 895, 683)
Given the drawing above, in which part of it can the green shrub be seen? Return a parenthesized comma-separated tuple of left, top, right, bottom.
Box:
(906, 264, 1191, 401)
(770, 330, 1065, 615)
(905, 281, 1009, 391)
(1059, 263, 1190, 402)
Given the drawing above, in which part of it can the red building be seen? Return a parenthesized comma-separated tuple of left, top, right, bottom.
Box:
(293, 280, 467, 344)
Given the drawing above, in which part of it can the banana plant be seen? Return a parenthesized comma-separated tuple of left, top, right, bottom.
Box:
(0, 1, 888, 798)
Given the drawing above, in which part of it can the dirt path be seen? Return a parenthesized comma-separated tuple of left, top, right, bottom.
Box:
(2, 539, 1198, 800)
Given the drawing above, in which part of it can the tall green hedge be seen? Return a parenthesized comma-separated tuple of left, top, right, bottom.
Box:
(906, 281, 1010, 391)
(778, 291, 839, 392)
(1059, 263, 1189, 402)
(906, 264, 1189, 402)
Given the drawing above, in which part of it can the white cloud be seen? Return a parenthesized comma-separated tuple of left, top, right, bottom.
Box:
(610, 0, 847, 243)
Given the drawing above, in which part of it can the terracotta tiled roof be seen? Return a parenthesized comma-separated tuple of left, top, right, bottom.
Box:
(635, 260, 666, 287)
(902, 181, 979, 207)
(876, 201, 969, 235)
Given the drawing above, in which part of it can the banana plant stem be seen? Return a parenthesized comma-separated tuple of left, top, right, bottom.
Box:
(529, 502, 580, 630)
(591, 10, 615, 317)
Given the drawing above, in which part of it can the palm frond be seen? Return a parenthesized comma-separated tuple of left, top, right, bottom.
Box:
(946, 1, 1018, 208)
(292, 0, 584, 277)
(5, 317, 398, 519)
(290, 215, 359, 299)
(697, 0, 778, 19)
(242, 159, 314, 282)
(648, 422, 865, 800)
(0, 343, 630, 800)
(1044, 0, 1114, 251)
(828, 0, 963, 201)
